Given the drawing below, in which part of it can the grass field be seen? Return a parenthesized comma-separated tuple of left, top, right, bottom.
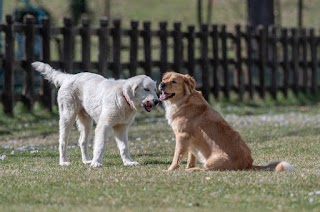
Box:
(1, 99, 320, 211)
(1, 1, 320, 211)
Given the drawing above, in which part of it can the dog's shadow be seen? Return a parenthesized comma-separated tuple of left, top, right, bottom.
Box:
(135, 153, 172, 165)
(142, 160, 172, 165)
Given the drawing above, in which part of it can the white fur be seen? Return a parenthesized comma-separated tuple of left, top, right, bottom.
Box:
(32, 62, 159, 167)
(278, 161, 294, 172)
(163, 101, 175, 127)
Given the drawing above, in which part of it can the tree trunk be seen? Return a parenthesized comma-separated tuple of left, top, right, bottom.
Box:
(247, 0, 274, 27)
(207, 0, 213, 25)
(298, 0, 303, 29)
(197, 0, 202, 26)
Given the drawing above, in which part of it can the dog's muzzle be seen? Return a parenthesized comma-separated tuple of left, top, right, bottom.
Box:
(143, 99, 159, 112)
(159, 83, 175, 101)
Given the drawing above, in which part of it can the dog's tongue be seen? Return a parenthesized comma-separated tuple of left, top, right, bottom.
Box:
(159, 91, 168, 101)
(145, 100, 152, 107)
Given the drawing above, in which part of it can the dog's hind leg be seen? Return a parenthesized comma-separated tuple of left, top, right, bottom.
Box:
(204, 154, 233, 171)
(76, 110, 93, 165)
(58, 103, 77, 166)
(113, 124, 139, 166)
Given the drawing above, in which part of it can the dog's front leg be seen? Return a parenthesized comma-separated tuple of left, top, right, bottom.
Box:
(168, 134, 190, 171)
(113, 124, 139, 166)
(91, 123, 111, 168)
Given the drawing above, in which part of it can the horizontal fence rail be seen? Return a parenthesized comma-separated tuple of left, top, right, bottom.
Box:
(0, 14, 320, 115)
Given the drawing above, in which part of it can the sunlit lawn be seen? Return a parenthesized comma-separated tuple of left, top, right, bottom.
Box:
(0, 100, 320, 211)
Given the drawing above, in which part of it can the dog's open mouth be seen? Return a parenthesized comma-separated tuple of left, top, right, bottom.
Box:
(143, 101, 153, 112)
(159, 91, 175, 101)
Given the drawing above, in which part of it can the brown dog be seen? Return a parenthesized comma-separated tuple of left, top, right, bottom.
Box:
(159, 72, 293, 172)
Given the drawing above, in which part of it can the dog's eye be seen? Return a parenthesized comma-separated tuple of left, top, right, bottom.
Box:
(144, 88, 150, 92)
(172, 80, 177, 84)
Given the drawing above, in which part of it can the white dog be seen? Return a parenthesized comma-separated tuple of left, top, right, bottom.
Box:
(32, 62, 159, 167)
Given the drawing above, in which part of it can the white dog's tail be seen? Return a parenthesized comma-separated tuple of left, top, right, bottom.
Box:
(32, 62, 71, 87)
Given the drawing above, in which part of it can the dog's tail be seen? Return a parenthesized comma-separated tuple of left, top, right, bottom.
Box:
(32, 62, 71, 87)
(252, 161, 294, 172)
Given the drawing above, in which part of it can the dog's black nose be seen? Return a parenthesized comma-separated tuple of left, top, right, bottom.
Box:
(153, 99, 160, 106)
(159, 82, 165, 90)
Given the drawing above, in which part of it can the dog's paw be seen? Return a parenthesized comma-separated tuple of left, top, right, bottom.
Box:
(59, 161, 71, 166)
(167, 165, 179, 171)
(186, 165, 196, 169)
(90, 161, 103, 168)
(124, 161, 139, 166)
(83, 160, 92, 165)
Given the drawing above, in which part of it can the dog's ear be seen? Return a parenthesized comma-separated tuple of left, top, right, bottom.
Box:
(183, 74, 196, 95)
(124, 79, 140, 98)
(131, 84, 139, 97)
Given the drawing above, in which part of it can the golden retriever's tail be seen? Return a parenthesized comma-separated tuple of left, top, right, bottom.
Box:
(32, 61, 71, 87)
(252, 161, 294, 172)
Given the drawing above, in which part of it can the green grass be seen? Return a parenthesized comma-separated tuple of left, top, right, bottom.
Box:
(1, 102, 320, 211)
(0, 102, 59, 139)
(1, 1, 320, 209)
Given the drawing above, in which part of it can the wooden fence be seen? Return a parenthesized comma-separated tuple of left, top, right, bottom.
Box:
(0, 14, 320, 115)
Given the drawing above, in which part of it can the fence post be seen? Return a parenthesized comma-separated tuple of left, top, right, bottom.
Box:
(2, 15, 14, 115)
(159, 22, 168, 75)
(173, 22, 182, 73)
(235, 25, 244, 100)
(221, 25, 229, 99)
(63, 17, 74, 72)
(269, 26, 278, 99)
(186, 25, 195, 77)
(310, 28, 317, 94)
(200, 24, 210, 100)
(246, 25, 254, 99)
(291, 28, 299, 95)
(23, 15, 35, 112)
(129, 21, 139, 77)
(258, 26, 266, 98)
(98, 17, 108, 77)
(112, 19, 121, 78)
(41, 16, 52, 111)
(212, 25, 219, 98)
(281, 28, 289, 97)
(142, 22, 152, 77)
(300, 28, 308, 93)
(81, 18, 91, 72)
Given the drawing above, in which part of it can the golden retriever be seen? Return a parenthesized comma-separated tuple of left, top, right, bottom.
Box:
(159, 72, 293, 172)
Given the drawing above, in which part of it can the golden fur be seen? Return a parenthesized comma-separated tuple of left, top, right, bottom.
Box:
(159, 72, 293, 172)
